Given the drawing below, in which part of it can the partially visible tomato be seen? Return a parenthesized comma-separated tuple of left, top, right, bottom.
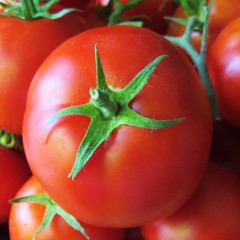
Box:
(80, 2, 108, 29)
(59, 0, 89, 8)
(0, 147, 31, 224)
(23, 25, 212, 228)
(120, 0, 173, 34)
(0, 6, 88, 134)
(207, 17, 240, 129)
(166, 0, 240, 52)
(142, 162, 240, 240)
(9, 176, 127, 240)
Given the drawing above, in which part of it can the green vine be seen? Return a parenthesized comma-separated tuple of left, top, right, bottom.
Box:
(165, 0, 220, 120)
(45, 45, 184, 179)
(0, 0, 79, 20)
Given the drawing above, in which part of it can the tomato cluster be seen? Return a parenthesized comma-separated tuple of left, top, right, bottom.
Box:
(0, 0, 240, 240)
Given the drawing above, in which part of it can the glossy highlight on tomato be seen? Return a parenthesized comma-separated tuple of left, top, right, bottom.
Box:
(23, 25, 212, 228)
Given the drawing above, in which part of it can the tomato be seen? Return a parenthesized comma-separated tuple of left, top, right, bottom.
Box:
(0, 146, 31, 224)
(0, 7, 88, 134)
(207, 17, 240, 129)
(120, 0, 173, 34)
(166, 0, 240, 52)
(141, 162, 240, 240)
(23, 25, 212, 228)
(80, 3, 108, 29)
(9, 176, 127, 240)
(59, 0, 89, 8)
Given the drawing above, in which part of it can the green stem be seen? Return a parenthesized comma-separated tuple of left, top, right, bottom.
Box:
(90, 88, 118, 118)
(0, 130, 23, 151)
(20, 0, 37, 20)
(108, 0, 144, 25)
(165, 3, 220, 120)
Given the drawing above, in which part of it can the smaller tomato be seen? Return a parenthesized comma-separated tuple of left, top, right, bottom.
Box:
(59, 0, 89, 8)
(0, 146, 31, 224)
(80, 2, 108, 29)
(207, 17, 240, 129)
(0, 2, 88, 134)
(166, 0, 240, 52)
(141, 162, 240, 240)
(120, 0, 173, 34)
(9, 176, 127, 240)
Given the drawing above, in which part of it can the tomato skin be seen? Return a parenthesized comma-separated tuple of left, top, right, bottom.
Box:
(141, 162, 240, 240)
(80, 3, 108, 29)
(59, 0, 90, 8)
(0, 11, 88, 134)
(0, 147, 31, 224)
(207, 17, 240, 129)
(120, 0, 173, 34)
(23, 25, 212, 227)
(166, 0, 240, 52)
(9, 176, 127, 240)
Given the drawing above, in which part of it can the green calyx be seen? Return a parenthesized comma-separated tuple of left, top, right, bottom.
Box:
(0, 0, 79, 20)
(10, 193, 89, 240)
(0, 129, 23, 151)
(46, 45, 184, 179)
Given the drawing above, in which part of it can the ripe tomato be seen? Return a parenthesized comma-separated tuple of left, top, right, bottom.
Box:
(9, 176, 127, 240)
(0, 7, 88, 134)
(23, 25, 212, 227)
(0, 146, 31, 224)
(80, 2, 108, 29)
(59, 0, 89, 8)
(207, 17, 240, 129)
(141, 162, 240, 240)
(166, 0, 240, 52)
(119, 0, 174, 34)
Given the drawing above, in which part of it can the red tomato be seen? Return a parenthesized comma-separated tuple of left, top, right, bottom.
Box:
(166, 0, 240, 52)
(59, 0, 89, 8)
(120, 0, 173, 34)
(0, 147, 31, 224)
(80, 3, 108, 29)
(207, 17, 240, 129)
(141, 162, 240, 240)
(9, 176, 127, 240)
(23, 25, 212, 227)
(0, 8, 88, 134)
